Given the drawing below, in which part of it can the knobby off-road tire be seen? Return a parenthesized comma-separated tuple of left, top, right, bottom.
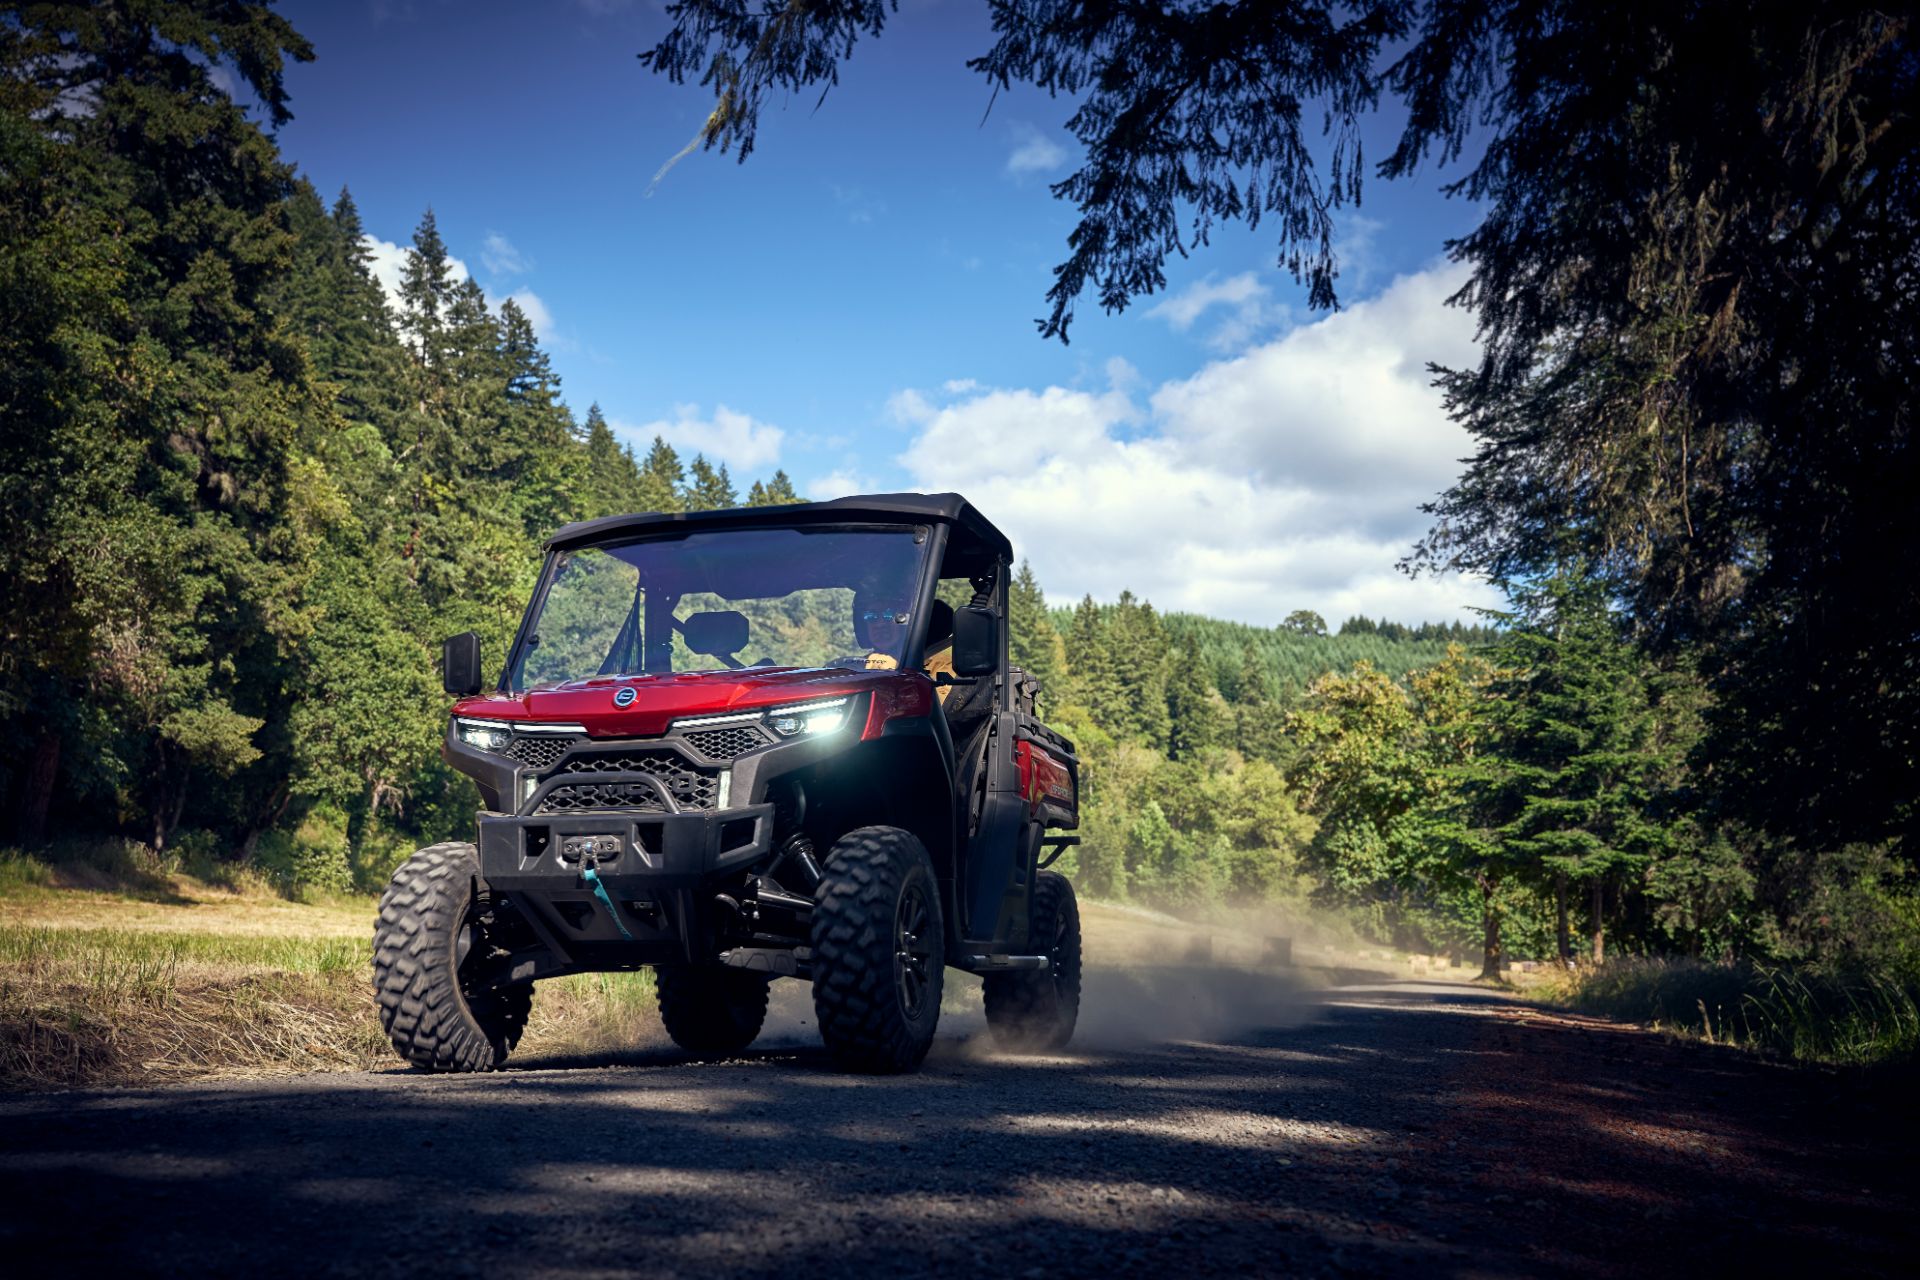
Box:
(810, 826, 945, 1073)
(654, 964, 770, 1056)
(983, 870, 1082, 1052)
(373, 842, 532, 1072)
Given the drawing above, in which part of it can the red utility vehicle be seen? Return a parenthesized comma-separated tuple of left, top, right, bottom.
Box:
(373, 493, 1082, 1073)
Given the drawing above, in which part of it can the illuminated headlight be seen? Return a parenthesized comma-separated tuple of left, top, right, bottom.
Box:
(454, 718, 585, 755)
(455, 718, 512, 752)
(766, 697, 851, 737)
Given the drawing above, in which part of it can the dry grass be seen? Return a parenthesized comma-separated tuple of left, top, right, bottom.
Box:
(0, 921, 672, 1091)
(0, 853, 1392, 1092)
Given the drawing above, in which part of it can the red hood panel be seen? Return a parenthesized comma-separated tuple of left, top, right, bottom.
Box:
(450, 667, 911, 738)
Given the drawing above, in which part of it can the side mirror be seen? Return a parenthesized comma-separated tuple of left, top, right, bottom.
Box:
(442, 632, 484, 697)
(951, 606, 998, 677)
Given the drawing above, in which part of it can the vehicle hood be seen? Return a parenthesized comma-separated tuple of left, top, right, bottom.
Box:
(450, 667, 908, 738)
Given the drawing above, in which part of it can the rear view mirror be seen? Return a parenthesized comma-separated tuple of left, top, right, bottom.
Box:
(951, 606, 998, 677)
(443, 632, 484, 697)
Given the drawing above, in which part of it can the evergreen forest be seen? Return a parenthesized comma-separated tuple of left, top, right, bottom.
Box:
(3, 1, 1915, 1036)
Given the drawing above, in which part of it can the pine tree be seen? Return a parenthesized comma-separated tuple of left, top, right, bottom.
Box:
(747, 470, 803, 505)
(397, 208, 455, 368)
(1107, 592, 1172, 750)
(684, 455, 737, 510)
(1166, 633, 1222, 761)
(1483, 572, 1664, 966)
(638, 437, 686, 513)
(1233, 642, 1286, 763)
(1008, 560, 1066, 699)
(0, 0, 318, 847)
(1065, 596, 1127, 730)
(582, 405, 637, 517)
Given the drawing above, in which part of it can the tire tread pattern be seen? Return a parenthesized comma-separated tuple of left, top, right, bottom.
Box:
(982, 870, 1082, 1051)
(810, 826, 944, 1073)
(372, 842, 531, 1072)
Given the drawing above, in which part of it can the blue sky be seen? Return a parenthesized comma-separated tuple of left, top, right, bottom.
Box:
(270, 0, 1496, 626)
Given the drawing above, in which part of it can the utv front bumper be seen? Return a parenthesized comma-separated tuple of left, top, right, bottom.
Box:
(477, 803, 776, 962)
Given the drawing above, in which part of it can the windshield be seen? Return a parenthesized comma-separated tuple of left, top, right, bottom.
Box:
(508, 525, 930, 692)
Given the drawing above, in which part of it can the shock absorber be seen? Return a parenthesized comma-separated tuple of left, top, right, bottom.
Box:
(769, 833, 823, 892)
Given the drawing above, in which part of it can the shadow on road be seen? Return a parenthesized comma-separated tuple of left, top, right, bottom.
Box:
(1, 975, 1911, 1278)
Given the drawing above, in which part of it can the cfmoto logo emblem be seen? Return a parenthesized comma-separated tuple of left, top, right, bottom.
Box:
(613, 686, 637, 708)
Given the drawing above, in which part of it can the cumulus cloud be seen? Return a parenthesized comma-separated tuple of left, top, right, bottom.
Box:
(1145, 272, 1288, 351)
(613, 404, 785, 473)
(807, 468, 878, 501)
(1006, 122, 1069, 176)
(481, 231, 529, 275)
(893, 262, 1498, 626)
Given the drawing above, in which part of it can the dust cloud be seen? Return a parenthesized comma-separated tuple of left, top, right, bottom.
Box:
(1069, 963, 1322, 1048)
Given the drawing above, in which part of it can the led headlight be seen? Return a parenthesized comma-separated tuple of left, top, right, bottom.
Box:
(453, 718, 585, 754)
(766, 697, 851, 737)
(673, 696, 853, 741)
(455, 717, 513, 752)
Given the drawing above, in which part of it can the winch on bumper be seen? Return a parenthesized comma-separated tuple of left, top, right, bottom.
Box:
(448, 717, 803, 962)
(476, 801, 776, 959)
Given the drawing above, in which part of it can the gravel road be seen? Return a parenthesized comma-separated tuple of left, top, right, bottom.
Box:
(2, 971, 1911, 1278)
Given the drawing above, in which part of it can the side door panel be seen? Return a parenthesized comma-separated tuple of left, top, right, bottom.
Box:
(960, 709, 1032, 948)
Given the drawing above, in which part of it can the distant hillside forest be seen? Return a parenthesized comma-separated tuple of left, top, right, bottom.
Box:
(4, 4, 1913, 991)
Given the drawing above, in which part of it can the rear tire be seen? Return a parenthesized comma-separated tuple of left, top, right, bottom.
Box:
(983, 870, 1081, 1052)
(810, 826, 945, 1073)
(654, 964, 770, 1055)
(373, 842, 532, 1072)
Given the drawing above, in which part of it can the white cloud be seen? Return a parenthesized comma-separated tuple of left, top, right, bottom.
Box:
(612, 404, 785, 473)
(481, 231, 529, 275)
(886, 388, 936, 426)
(1333, 213, 1386, 293)
(1006, 122, 1069, 176)
(892, 262, 1498, 626)
(1145, 271, 1289, 351)
(493, 287, 556, 342)
(807, 468, 877, 501)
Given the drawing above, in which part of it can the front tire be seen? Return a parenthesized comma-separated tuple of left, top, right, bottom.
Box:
(655, 964, 770, 1055)
(983, 870, 1082, 1052)
(810, 826, 945, 1073)
(373, 842, 532, 1072)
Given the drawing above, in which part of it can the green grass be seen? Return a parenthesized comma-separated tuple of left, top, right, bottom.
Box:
(0, 926, 367, 979)
(1540, 957, 1920, 1067)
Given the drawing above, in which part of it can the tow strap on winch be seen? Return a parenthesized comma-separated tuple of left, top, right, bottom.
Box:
(581, 860, 633, 940)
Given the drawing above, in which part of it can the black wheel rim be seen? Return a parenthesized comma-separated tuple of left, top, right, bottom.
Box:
(1049, 909, 1070, 998)
(894, 880, 934, 1019)
(455, 894, 491, 995)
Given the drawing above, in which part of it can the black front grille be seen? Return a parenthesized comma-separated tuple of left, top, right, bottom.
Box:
(682, 724, 770, 760)
(538, 748, 722, 813)
(504, 736, 580, 769)
(537, 780, 673, 814)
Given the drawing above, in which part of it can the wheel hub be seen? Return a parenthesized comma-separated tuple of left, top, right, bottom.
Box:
(894, 882, 934, 1018)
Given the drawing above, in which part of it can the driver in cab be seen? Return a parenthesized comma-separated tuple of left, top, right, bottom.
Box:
(854, 593, 955, 700)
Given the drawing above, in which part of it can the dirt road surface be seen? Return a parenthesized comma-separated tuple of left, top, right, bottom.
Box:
(2, 973, 1911, 1278)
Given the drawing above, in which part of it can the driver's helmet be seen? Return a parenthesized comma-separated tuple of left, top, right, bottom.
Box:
(853, 587, 911, 652)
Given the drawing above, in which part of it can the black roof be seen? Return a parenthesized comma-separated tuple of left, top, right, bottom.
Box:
(545, 491, 1014, 565)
